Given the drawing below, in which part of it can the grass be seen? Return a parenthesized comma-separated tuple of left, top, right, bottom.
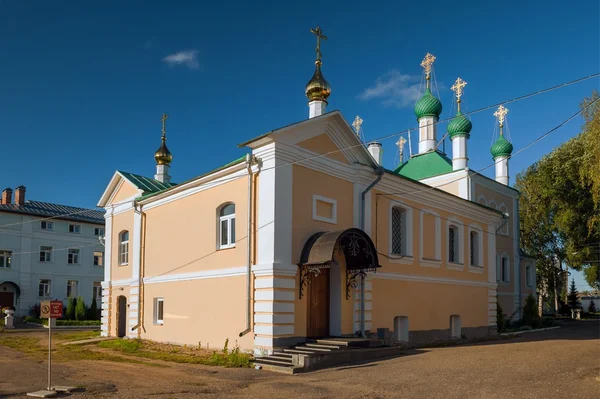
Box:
(98, 339, 253, 368)
(24, 317, 101, 326)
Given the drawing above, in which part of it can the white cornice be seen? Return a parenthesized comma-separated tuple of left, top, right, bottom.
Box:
(373, 271, 494, 288)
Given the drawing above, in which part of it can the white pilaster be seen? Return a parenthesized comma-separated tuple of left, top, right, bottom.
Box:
(451, 136, 468, 170)
(101, 208, 113, 337)
(494, 156, 509, 185)
(418, 116, 437, 153)
(309, 101, 326, 118)
(488, 224, 498, 327)
(154, 164, 171, 183)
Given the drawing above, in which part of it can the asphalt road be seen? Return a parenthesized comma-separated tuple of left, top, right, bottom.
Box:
(1, 320, 598, 398)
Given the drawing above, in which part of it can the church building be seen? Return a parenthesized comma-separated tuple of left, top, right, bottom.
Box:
(97, 27, 535, 355)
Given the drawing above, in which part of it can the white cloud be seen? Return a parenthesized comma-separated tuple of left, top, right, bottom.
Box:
(162, 50, 200, 70)
(359, 70, 422, 108)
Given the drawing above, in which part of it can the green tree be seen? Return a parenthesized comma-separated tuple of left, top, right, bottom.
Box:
(496, 302, 505, 332)
(588, 299, 597, 313)
(567, 279, 582, 310)
(75, 296, 87, 321)
(88, 297, 98, 320)
(65, 296, 76, 320)
(522, 294, 540, 328)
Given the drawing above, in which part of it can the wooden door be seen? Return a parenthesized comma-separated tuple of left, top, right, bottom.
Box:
(0, 292, 14, 309)
(116, 296, 127, 337)
(307, 268, 330, 337)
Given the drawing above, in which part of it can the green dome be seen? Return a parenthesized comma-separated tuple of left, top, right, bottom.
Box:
(447, 111, 472, 139)
(414, 88, 443, 120)
(490, 135, 513, 158)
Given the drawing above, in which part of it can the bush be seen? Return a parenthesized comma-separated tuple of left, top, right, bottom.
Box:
(589, 300, 597, 313)
(65, 297, 76, 320)
(88, 298, 99, 321)
(496, 302, 505, 332)
(75, 296, 87, 321)
(28, 304, 41, 318)
(522, 294, 540, 328)
(56, 320, 100, 326)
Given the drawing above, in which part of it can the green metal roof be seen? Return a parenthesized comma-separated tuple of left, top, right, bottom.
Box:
(393, 151, 453, 180)
(117, 171, 177, 195)
(414, 88, 443, 120)
(490, 134, 514, 158)
(448, 111, 472, 139)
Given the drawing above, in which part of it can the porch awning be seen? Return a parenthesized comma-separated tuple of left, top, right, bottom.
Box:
(0, 281, 21, 296)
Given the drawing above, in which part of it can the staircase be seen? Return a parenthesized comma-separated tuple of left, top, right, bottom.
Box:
(254, 338, 388, 374)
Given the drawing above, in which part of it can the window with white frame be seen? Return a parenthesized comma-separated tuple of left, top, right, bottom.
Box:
(501, 256, 510, 282)
(66, 280, 78, 298)
(498, 205, 509, 235)
(94, 227, 105, 236)
(39, 279, 51, 297)
(67, 248, 80, 264)
(40, 246, 52, 262)
(40, 221, 54, 231)
(93, 251, 104, 266)
(391, 207, 408, 256)
(0, 250, 12, 268)
(154, 297, 164, 325)
(68, 224, 81, 234)
(470, 231, 480, 266)
(218, 204, 236, 249)
(448, 225, 460, 263)
(526, 265, 533, 287)
(93, 282, 102, 301)
(119, 231, 129, 265)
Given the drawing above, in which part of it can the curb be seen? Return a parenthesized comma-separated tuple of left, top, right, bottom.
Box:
(499, 326, 561, 336)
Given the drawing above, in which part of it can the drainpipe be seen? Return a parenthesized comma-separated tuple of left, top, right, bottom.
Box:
(239, 153, 256, 337)
(132, 202, 145, 335)
(359, 166, 384, 338)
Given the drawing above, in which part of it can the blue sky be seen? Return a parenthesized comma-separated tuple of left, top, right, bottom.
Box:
(1, 1, 598, 288)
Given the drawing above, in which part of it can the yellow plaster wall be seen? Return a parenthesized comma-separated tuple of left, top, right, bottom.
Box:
(111, 210, 134, 281)
(142, 177, 248, 277)
(110, 181, 139, 205)
(296, 134, 350, 165)
(422, 213, 437, 260)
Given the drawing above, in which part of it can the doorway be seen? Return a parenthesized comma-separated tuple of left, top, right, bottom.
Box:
(116, 295, 127, 337)
(0, 292, 14, 309)
(307, 268, 330, 337)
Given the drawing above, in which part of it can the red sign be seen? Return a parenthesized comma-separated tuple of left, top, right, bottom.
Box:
(50, 301, 63, 318)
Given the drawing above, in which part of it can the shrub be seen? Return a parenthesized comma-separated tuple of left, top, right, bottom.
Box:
(75, 296, 87, 321)
(65, 297, 76, 320)
(589, 300, 597, 313)
(496, 302, 505, 332)
(28, 304, 41, 318)
(88, 298, 99, 321)
(522, 294, 540, 328)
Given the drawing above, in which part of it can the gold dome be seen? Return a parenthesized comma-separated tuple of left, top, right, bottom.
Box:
(154, 138, 172, 165)
(305, 61, 331, 103)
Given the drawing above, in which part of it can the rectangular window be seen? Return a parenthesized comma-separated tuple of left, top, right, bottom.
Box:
(0, 250, 12, 268)
(68, 224, 81, 234)
(39, 279, 51, 297)
(94, 227, 105, 236)
(219, 215, 235, 248)
(391, 207, 404, 255)
(154, 298, 164, 325)
(449, 227, 456, 263)
(93, 282, 102, 301)
(66, 280, 78, 298)
(470, 232, 479, 266)
(67, 248, 80, 264)
(40, 246, 52, 262)
(40, 221, 54, 231)
(501, 257, 509, 282)
(93, 251, 104, 266)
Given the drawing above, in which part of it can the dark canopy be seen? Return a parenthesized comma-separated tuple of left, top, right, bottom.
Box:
(0, 281, 21, 296)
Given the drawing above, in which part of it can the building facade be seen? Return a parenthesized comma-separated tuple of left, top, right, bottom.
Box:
(98, 36, 534, 354)
(0, 186, 105, 316)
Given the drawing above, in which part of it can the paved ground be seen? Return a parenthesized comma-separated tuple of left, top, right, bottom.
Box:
(0, 320, 598, 398)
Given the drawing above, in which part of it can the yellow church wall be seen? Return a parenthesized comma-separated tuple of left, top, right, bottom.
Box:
(295, 134, 350, 165)
(111, 209, 134, 282)
(422, 213, 436, 260)
(371, 278, 489, 332)
(141, 276, 254, 351)
(110, 180, 139, 205)
(142, 177, 248, 278)
(291, 165, 355, 337)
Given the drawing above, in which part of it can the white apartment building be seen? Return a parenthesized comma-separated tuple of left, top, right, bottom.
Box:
(0, 186, 105, 317)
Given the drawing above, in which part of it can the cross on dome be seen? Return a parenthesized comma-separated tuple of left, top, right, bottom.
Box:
(494, 105, 509, 128)
(420, 53, 436, 79)
(352, 115, 363, 135)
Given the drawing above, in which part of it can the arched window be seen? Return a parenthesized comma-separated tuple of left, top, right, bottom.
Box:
(498, 204, 509, 235)
(501, 255, 510, 282)
(391, 206, 407, 256)
(219, 203, 236, 249)
(448, 225, 459, 263)
(470, 231, 480, 266)
(119, 231, 129, 265)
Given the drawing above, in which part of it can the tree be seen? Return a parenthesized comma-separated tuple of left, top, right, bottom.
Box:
(522, 294, 540, 328)
(588, 299, 597, 313)
(567, 279, 582, 310)
(65, 296, 76, 320)
(75, 296, 87, 321)
(88, 297, 99, 321)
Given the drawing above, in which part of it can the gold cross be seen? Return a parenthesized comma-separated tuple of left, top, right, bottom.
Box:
(451, 78, 467, 101)
(352, 115, 363, 135)
(494, 105, 509, 127)
(420, 53, 436, 78)
(310, 26, 327, 62)
(396, 136, 407, 151)
(160, 113, 168, 137)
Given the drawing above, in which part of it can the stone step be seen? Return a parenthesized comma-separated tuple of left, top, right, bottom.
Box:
(295, 345, 332, 352)
(269, 354, 295, 362)
(304, 343, 343, 350)
(313, 338, 371, 347)
(254, 363, 299, 375)
(272, 352, 294, 358)
(282, 348, 318, 355)
(254, 358, 294, 367)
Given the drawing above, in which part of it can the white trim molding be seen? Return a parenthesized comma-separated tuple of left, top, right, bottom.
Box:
(446, 216, 464, 270)
(373, 272, 496, 288)
(467, 223, 484, 268)
(388, 199, 414, 260)
(144, 266, 247, 284)
(312, 194, 338, 224)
